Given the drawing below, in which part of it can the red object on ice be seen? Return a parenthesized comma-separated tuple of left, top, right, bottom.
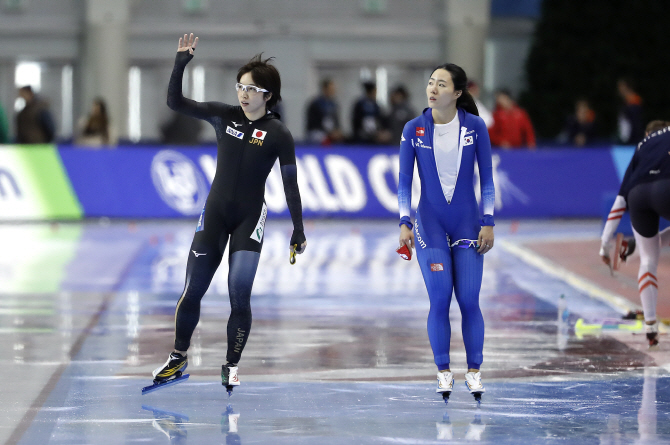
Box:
(396, 245, 412, 261)
(613, 233, 623, 271)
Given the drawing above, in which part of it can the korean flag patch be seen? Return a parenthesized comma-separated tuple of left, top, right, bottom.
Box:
(252, 129, 267, 140)
(463, 135, 474, 146)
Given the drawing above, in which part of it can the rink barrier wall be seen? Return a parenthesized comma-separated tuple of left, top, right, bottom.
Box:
(0, 145, 82, 220)
(1, 144, 631, 220)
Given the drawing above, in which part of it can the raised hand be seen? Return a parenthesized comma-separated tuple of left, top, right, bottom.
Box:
(178, 33, 198, 55)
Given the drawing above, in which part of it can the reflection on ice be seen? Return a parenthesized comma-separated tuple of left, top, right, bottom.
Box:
(142, 405, 189, 444)
(436, 412, 486, 441)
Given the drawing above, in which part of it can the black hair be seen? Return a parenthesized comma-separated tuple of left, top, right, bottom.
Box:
(237, 53, 281, 109)
(495, 88, 512, 98)
(84, 97, 110, 143)
(391, 85, 408, 98)
(430, 63, 478, 116)
(363, 81, 376, 95)
(321, 78, 333, 90)
(618, 77, 638, 92)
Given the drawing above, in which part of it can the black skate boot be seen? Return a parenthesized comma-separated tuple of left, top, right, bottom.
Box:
(222, 363, 240, 396)
(619, 238, 636, 263)
(646, 322, 659, 349)
(142, 352, 189, 394)
(153, 352, 188, 382)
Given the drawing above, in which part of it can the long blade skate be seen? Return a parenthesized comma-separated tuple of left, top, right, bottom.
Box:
(142, 374, 189, 395)
(222, 364, 240, 397)
(436, 371, 454, 405)
(464, 372, 485, 407)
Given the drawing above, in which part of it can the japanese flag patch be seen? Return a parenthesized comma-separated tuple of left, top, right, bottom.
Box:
(252, 129, 267, 140)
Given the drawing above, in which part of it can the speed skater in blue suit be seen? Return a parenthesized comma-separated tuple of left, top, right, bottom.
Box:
(397, 63, 495, 404)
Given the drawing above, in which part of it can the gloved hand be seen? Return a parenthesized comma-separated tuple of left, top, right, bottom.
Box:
(600, 242, 611, 265)
(290, 230, 307, 254)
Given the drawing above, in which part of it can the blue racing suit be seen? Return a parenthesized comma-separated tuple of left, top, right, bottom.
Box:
(398, 107, 495, 370)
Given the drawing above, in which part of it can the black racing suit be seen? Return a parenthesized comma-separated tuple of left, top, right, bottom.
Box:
(619, 127, 670, 237)
(167, 51, 305, 363)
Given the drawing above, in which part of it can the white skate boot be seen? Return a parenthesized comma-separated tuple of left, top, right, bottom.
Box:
(465, 371, 485, 404)
(222, 364, 241, 396)
(436, 371, 454, 404)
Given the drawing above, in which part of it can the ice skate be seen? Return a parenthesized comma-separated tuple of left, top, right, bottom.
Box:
(142, 352, 189, 394)
(465, 371, 485, 405)
(619, 237, 636, 263)
(436, 370, 454, 404)
(222, 363, 240, 396)
(646, 322, 659, 349)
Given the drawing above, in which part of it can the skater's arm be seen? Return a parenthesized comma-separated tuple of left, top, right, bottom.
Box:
(475, 118, 495, 254)
(475, 117, 495, 227)
(398, 122, 415, 251)
(398, 122, 415, 229)
(278, 127, 306, 254)
(600, 195, 626, 263)
(601, 149, 638, 264)
(167, 33, 234, 120)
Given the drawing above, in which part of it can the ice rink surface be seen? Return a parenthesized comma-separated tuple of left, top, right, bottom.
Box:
(1, 218, 669, 444)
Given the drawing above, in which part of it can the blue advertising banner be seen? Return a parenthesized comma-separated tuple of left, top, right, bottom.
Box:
(58, 145, 623, 219)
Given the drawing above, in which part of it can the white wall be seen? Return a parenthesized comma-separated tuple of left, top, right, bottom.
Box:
(0, 0, 535, 142)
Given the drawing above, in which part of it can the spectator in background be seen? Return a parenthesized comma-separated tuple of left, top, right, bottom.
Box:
(15, 86, 55, 144)
(617, 78, 644, 145)
(0, 102, 9, 143)
(561, 99, 596, 146)
(75, 98, 117, 147)
(488, 89, 536, 149)
(386, 85, 415, 144)
(159, 110, 203, 145)
(305, 78, 343, 145)
(351, 81, 391, 144)
(467, 80, 493, 128)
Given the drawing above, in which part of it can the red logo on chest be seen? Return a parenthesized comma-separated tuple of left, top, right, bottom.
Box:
(416, 127, 425, 137)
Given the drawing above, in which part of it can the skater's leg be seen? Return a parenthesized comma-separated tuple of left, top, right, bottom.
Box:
(225, 250, 260, 364)
(633, 228, 660, 324)
(452, 246, 485, 371)
(174, 239, 225, 351)
(414, 209, 454, 371)
(174, 199, 229, 352)
(628, 184, 661, 325)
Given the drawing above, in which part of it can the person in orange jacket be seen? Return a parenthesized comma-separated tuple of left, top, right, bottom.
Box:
(488, 89, 536, 149)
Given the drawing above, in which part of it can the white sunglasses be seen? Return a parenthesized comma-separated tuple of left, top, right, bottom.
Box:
(235, 83, 269, 94)
(450, 239, 479, 249)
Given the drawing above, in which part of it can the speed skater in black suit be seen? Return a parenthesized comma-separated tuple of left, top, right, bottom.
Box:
(147, 33, 306, 395)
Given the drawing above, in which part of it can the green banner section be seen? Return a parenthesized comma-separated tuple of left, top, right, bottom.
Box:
(0, 145, 82, 220)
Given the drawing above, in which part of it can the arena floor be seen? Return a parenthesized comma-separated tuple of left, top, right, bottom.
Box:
(1, 218, 669, 444)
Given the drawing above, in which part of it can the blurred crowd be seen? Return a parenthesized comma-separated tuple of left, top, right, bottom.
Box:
(0, 77, 647, 149)
(302, 77, 646, 150)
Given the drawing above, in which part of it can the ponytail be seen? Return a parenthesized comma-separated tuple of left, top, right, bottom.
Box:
(431, 63, 479, 116)
(457, 91, 479, 116)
